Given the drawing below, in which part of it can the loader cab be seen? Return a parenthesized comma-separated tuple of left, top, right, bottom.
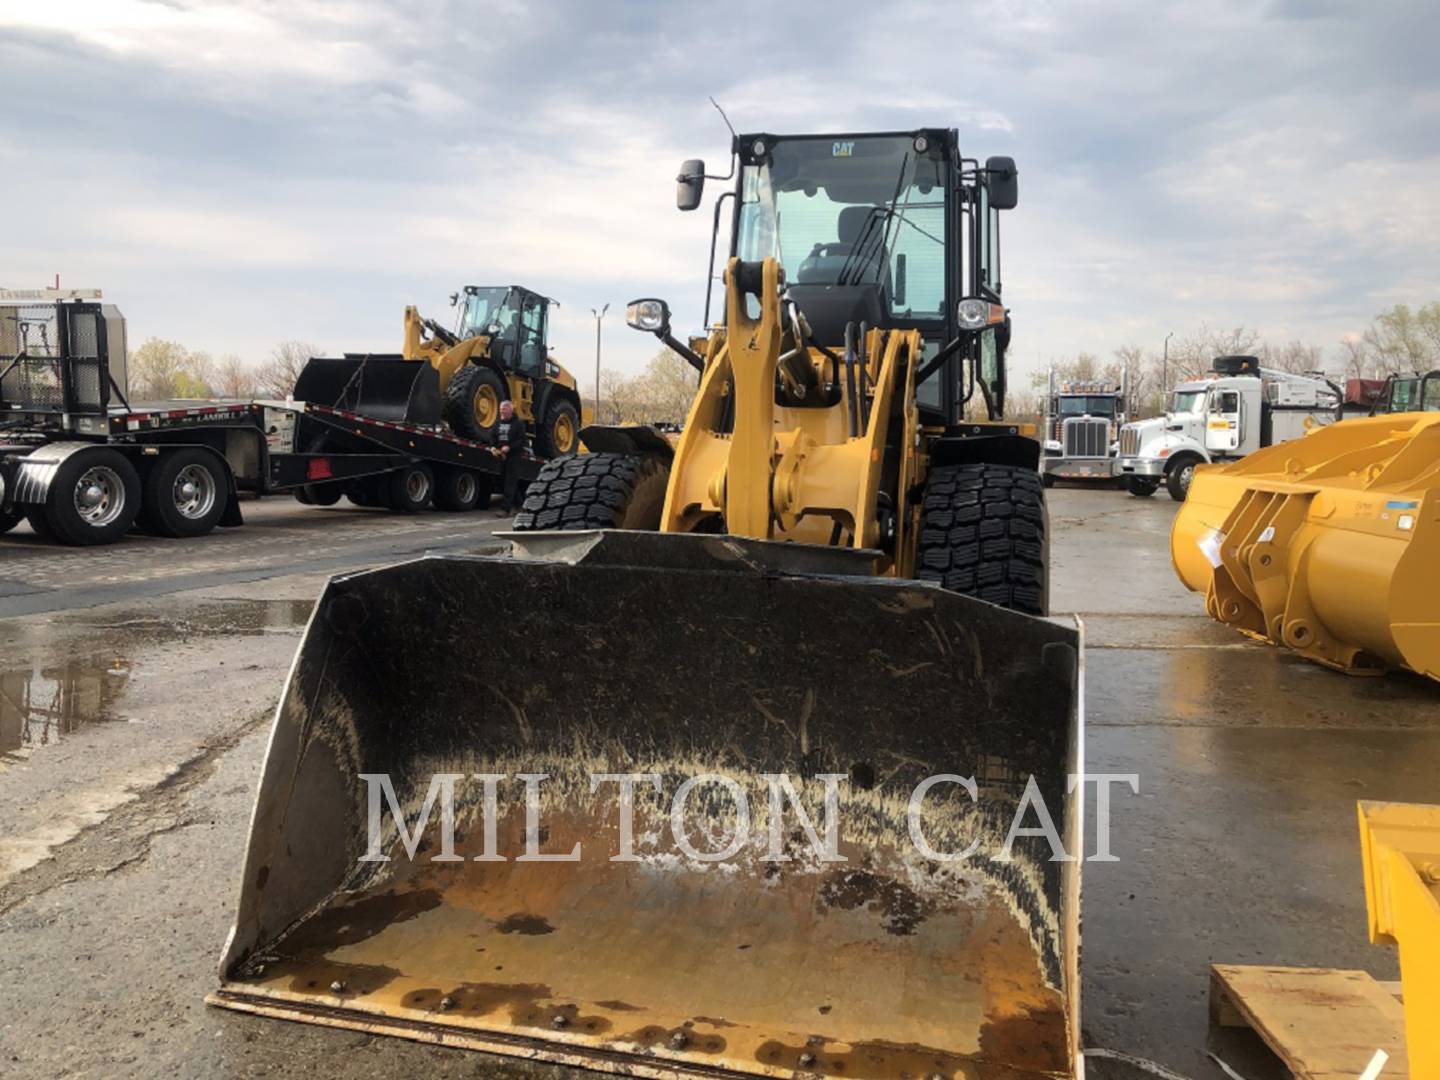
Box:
(719, 129, 1017, 423)
(454, 285, 552, 376)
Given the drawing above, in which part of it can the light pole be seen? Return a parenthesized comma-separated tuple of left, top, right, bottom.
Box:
(1162, 331, 1174, 410)
(591, 303, 609, 421)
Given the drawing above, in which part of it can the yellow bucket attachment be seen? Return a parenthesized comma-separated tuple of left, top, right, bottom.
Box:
(1172, 413, 1440, 680)
(209, 532, 1083, 1078)
(1357, 801, 1440, 1077)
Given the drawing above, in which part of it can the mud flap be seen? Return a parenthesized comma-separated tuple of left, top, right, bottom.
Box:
(211, 532, 1083, 1078)
(292, 356, 441, 425)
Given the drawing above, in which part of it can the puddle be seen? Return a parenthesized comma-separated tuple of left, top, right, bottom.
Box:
(64, 599, 316, 638)
(0, 598, 314, 768)
(0, 656, 132, 764)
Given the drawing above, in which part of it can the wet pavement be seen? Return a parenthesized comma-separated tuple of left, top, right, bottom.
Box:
(0, 486, 1436, 1078)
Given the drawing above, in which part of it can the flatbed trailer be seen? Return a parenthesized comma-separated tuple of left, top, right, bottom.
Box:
(0, 299, 537, 546)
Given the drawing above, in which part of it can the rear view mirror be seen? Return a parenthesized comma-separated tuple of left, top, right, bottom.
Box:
(677, 159, 705, 211)
(985, 155, 1018, 210)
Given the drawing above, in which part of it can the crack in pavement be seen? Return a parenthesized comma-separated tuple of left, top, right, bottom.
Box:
(0, 707, 273, 918)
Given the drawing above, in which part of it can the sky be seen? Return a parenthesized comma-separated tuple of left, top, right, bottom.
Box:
(3, 0, 1439, 392)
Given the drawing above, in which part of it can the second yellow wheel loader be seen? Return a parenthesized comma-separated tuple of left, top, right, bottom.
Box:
(293, 284, 584, 455)
(211, 128, 1084, 1079)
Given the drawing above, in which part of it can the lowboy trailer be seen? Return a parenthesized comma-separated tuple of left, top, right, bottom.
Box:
(0, 297, 534, 545)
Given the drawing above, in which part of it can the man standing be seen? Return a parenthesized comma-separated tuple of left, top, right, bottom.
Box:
(494, 399, 529, 514)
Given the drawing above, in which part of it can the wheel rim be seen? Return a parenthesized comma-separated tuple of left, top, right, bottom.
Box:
(406, 470, 431, 503)
(456, 474, 477, 504)
(172, 463, 216, 520)
(552, 412, 576, 454)
(73, 466, 125, 527)
(474, 385, 499, 428)
(1179, 465, 1194, 493)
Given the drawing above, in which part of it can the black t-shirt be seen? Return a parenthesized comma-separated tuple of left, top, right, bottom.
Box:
(496, 416, 528, 453)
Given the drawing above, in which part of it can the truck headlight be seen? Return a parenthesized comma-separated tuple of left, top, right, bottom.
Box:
(626, 298, 670, 335)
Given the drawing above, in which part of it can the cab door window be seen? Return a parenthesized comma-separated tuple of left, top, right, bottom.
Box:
(519, 296, 547, 376)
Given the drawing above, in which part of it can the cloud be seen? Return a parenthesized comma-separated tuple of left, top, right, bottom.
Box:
(2, 0, 1438, 386)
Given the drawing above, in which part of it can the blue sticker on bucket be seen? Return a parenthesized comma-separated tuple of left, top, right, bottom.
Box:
(1385, 500, 1419, 509)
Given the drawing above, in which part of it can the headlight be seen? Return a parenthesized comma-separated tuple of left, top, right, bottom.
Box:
(626, 298, 670, 334)
(485, 322, 502, 336)
(957, 297, 1003, 331)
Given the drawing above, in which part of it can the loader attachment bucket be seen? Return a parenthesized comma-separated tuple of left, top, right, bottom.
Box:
(291, 354, 442, 425)
(1172, 412, 1440, 680)
(211, 532, 1084, 1079)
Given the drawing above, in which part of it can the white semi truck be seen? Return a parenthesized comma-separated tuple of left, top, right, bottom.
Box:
(1115, 355, 1341, 501)
(1040, 371, 1128, 486)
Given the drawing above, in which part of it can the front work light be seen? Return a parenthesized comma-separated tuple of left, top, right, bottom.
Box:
(626, 298, 671, 334)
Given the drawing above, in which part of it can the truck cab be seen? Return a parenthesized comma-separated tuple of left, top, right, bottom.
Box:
(1040, 374, 1128, 486)
(1116, 356, 1340, 501)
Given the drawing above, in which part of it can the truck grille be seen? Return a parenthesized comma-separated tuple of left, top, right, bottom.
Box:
(1062, 417, 1109, 458)
(1119, 426, 1141, 457)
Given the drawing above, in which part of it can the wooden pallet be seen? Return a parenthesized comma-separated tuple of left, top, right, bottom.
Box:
(1210, 965, 1409, 1079)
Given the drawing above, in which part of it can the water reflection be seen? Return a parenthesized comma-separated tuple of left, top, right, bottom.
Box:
(0, 658, 132, 764)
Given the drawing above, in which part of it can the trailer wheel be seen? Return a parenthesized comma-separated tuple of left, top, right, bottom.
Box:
(537, 398, 580, 458)
(139, 448, 230, 538)
(1126, 476, 1159, 497)
(0, 505, 23, 535)
(38, 448, 142, 546)
(302, 483, 342, 506)
(434, 468, 487, 512)
(513, 452, 668, 531)
(386, 463, 434, 513)
(917, 463, 1047, 616)
(1165, 456, 1200, 502)
(443, 365, 507, 443)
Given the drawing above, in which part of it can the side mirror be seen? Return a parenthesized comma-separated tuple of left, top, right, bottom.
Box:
(893, 253, 907, 307)
(626, 298, 672, 337)
(676, 159, 705, 212)
(985, 155, 1018, 211)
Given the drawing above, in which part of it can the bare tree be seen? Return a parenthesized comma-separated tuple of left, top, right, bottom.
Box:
(214, 354, 257, 398)
(595, 350, 699, 425)
(255, 340, 324, 399)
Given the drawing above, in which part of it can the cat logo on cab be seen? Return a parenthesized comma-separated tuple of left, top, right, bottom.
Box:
(832, 141, 854, 157)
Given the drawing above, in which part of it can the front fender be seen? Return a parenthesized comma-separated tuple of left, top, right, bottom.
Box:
(578, 424, 676, 461)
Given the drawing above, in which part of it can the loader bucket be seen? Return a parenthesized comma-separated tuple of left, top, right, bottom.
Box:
(291, 354, 442, 425)
(211, 531, 1084, 1079)
(1172, 412, 1440, 680)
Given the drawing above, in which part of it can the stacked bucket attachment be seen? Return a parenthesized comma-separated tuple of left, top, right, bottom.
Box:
(1172, 412, 1440, 681)
(211, 531, 1083, 1078)
(291, 355, 442, 426)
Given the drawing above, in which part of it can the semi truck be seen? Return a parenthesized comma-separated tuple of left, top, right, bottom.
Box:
(1040, 370, 1128, 486)
(0, 294, 537, 545)
(1115, 354, 1341, 500)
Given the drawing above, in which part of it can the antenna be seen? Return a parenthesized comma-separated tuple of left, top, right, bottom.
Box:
(709, 96, 737, 142)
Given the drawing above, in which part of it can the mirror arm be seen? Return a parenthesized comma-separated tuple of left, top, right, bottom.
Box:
(653, 328, 705, 373)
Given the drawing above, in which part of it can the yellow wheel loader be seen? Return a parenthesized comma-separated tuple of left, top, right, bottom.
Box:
(1172, 407, 1440, 682)
(211, 129, 1084, 1079)
(293, 284, 584, 455)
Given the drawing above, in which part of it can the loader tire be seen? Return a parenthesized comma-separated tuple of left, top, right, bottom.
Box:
(917, 463, 1047, 616)
(444, 364, 507, 443)
(537, 397, 580, 458)
(513, 452, 668, 531)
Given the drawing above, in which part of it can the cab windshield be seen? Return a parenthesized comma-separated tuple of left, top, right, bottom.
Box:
(735, 135, 948, 321)
(456, 287, 516, 340)
(1171, 390, 1206, 415)
(1058, 396, 1117, 417)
